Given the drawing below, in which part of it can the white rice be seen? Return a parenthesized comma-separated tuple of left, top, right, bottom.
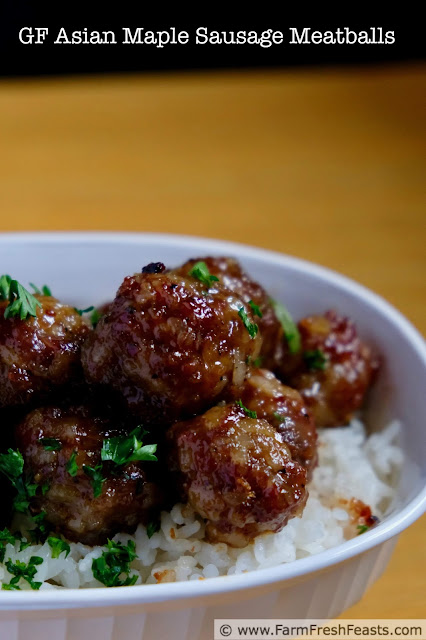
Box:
(0, 418, 403, 590)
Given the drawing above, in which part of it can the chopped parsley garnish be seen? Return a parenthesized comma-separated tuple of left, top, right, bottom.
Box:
(90, 308, 103, 328)
(83, 465, 106, 499)
(304, 349, 327, 371)
(41, 483, 50, 496)
(248, 300, 263, 318)
(238, 307, 258, 338)
(146, 521, 160, 539)
(28, 511, 48, 544)
(2, 556, 43, 590)
(92, 539, 138, 587)
(38, 437, 62, 451)
(0, 528, 19, 563)
(74, 305, 95, 316)
(48, 536, 71, 559)
(101, 426, 157, 467)
(0, 448, 24, 482)
(236, 399, 257, 419)
(19, 539, 31, 552)
(188, 261, 219, 290)
(273, 412, 290, 425)
(270, 299, 301, 354)
(0, 450, 49, 543)
(356, 524, 370, 535)
(0, 274, 42, 320)
(246, 355, 263, 367)
(29, 283, 52, 296)
(66, 451, 78, 477)
(0, 448, 36, 513)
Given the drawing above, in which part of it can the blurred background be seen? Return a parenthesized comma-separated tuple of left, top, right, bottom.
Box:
(0, 7, 425, 618)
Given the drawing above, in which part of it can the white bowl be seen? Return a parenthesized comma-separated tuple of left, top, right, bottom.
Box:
(0, 232, 425, 640)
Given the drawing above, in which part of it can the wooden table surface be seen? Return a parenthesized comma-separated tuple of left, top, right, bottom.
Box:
(0, 63, 425, 618)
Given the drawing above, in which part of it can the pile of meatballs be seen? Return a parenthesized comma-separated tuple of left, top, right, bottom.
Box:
(0, 257, 378, 548)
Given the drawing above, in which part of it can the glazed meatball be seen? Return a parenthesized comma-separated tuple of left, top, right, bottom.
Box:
(168, 403, 307, 547)
(15, 405, 162, 545)
(82, 264, 262, 424)
(278, 310, 379, 427)
(0, 296, 90, 410)
(174, 257, 284, 369)
(240, 368, 318, 476)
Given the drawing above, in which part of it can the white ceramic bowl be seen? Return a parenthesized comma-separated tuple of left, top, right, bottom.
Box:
(0, 232, 425, 640)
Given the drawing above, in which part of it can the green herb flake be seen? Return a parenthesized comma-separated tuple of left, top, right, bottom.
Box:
(273, 412, 288, 424)
(30, 283, 52, 297)
(90, 308, 103, 328)
(0, 448, 35, 514)
(92, 539, 138, 587)
(304, 349, 327, 371)
(188, 261, 219, 290)
(248, 300, 263, 318)
(146, 521, 160, 539)
(19, 539, 31, 552)
(38, 437, 62, 451)
(238, 307, 258, 339)
(41, 483, 50, 496)
(48, 536, 71, 559)
(2, 556, 43, 590)
(236, 399, 257, 419)
(101, 427, 157, 467)
(0, 448, 24, 482)
(66, 451, 79, 477)
(356, 524, 370, 535)
(0, 528, 19, 563)
(83, 465, 105, 498)
(0, 275, 42, 321)
(29, 511, 48, 544)
(270, 299, 301, 354)
(74, 305, 95, 316)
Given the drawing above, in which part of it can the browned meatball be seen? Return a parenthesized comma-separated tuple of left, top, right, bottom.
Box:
(0, 296, 90, 409)
(82, 264, 262, 424)
(278, 310, 379, 427)
(240, 368, 318, 476)
(168, 403, 307, 547)
(174, 257, 284, 370)
(15, 405, 162, 545)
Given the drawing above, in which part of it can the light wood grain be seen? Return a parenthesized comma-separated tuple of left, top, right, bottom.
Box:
(0, 64, 425, 617)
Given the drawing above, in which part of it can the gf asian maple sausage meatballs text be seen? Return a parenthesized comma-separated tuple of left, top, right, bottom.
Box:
(0, 296, 90, 411)
(168, 403, 307, 547)
(82, 264, 262, 424)
(277, 310, 379, 427)
(240, 368, 318, 476)
(174, 257, 284, 370)
(15, 405, 163, 545)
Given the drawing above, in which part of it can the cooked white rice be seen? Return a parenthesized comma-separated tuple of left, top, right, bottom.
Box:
(0, 418, 403, 590)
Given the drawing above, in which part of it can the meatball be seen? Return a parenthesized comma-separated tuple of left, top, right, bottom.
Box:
(82, 264, 261, 424)
(173, 257, 284, 369)
(168, 403, 307, 547)
(0, 296, 90, 410)
(15, 405, 162, 545)
(240, 368, 318, 476)
(278, 310, 379, 427)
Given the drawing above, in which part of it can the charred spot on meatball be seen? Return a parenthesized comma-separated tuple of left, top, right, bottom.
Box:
(0, 296, 90, 411)
(142, 262, 166, 274)
(239, 368, 318, 476)
(174, 256, 284, 370)
(82, 270, 262, 424)
(277, 310, 379, 427)
(168, 403, 307, 547)
(14, 405, 163, 545)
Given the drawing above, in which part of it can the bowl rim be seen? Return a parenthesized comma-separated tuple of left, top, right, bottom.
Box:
(0, 230, 425, 609)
